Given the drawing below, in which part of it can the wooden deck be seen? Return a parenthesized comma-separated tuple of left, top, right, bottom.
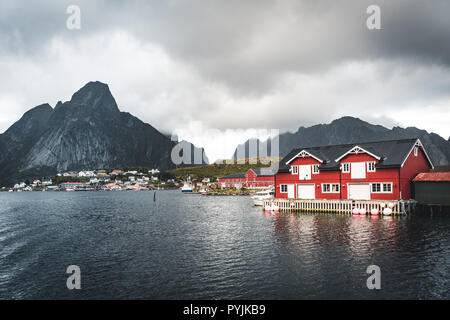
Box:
(263, 199, 415, 215)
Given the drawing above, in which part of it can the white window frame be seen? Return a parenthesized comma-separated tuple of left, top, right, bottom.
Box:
(382, 183, 392, 193)
(322, 183, 340, 193)
(291, 166, 298, 175)
(342, 163, 350, 173)
(312, 164, 320, 174)
(414, 146, 418, 157)
(280, 184, 288, 193)
(367, 162, 376, 172)
(371, 182, 393, 194)
(371, 183, 381, 193)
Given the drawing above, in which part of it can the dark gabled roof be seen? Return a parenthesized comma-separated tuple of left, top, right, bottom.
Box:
(219, 167, 276, 179)
(219, 173, 245, 179)
(278, 138, 432, 173)
(249, 168, 276, 177)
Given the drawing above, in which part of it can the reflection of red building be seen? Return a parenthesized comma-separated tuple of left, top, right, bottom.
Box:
(218, 169, 275, 189)
(275, 139, 433, 200)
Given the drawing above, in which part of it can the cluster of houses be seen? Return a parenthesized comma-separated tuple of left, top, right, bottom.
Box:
(7, 168, 171, 192)
(12, 179, 54, 191)
(219, 138, 449, 204)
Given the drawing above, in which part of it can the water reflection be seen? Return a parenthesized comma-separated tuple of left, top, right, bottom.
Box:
(0, 192, 448, 299)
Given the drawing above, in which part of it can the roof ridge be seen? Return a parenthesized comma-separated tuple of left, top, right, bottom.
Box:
(294, 137, 418, 150)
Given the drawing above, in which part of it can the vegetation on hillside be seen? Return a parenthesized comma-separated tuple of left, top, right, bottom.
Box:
(166, 157, 281, 181)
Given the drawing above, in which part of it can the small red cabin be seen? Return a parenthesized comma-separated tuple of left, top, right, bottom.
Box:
(218, 168, 275, 189)
(275, 138, 433, 200)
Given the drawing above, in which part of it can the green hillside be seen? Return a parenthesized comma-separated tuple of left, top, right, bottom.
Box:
(167, 158, 280, 181)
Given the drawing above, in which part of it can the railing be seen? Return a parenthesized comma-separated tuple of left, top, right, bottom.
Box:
(263, 199, 408, 215)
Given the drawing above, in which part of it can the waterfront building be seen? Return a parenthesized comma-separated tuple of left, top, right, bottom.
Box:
(413, 171, 450, 205)
(275, 138, 433, 200)
(218, 168, 275, 189)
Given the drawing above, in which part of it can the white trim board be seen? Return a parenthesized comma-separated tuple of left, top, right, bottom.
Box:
(335, 146, 381, 162)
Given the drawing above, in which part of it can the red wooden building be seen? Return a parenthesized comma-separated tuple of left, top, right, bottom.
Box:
(218, 168, 275, 189)
(275, 138, 433, 200)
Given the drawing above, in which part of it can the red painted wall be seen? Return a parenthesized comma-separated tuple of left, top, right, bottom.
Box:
(399, 146, 432, 200)
(218, 169, 274, 188)
(339, 153, 400, 200)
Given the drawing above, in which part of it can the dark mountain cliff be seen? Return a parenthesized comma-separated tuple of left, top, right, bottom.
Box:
(0, 81, 207, 185)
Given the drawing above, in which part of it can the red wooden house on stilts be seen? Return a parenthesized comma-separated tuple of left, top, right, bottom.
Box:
(275, 138, 433, 201)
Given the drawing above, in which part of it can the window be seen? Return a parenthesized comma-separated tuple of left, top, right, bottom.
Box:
(367, 162, 376, 172)
(372, 183, 381, 193)
(312, 164, 320, 174)
(322, 183, 340, 193)
(291, 166, 298, 174)
(371, 183, 392, 193)
(383, 183, 392, 193)
(414, 147, 418, 157)
(280, 184, 288, 193)
(332, 184, 340, 193)
(342, 163, 350, 173)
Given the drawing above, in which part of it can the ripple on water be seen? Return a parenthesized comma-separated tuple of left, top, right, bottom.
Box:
(0, 191, 449, 299)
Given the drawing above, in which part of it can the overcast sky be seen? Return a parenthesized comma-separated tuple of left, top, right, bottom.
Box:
(1, 0, 450, 162)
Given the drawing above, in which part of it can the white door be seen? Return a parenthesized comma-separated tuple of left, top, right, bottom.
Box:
(348, 184, 370, 200)
(299, 165, 311, 180)
(297, 184, 315, 199)
(351, 162, 366, 179)
(287, 184, 295, 198)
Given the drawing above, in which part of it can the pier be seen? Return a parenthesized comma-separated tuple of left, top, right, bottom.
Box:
(263, 199, 416, 215)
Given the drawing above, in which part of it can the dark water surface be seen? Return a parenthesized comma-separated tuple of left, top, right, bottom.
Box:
(0, 191, 448, 299)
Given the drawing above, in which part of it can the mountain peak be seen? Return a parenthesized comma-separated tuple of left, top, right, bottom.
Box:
(70, 81, 119, 112)
(331, 116, 366, 125)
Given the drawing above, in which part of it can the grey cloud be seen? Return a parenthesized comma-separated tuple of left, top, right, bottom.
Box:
(2, 0, 450, 93)
(1, 0, 450, 147)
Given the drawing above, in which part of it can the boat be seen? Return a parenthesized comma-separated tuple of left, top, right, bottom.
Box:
(181, 182, 193, 193)
(251, 189, 274, 206)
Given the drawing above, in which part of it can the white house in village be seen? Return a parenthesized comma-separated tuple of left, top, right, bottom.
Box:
(78, 171, 96, 177)
(149, 169, 160, 175)
(90, 177, 99, 184)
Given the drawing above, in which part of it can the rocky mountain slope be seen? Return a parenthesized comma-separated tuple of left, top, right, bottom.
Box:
(233, 117, 450, 166)
(0, 81, 207, 185)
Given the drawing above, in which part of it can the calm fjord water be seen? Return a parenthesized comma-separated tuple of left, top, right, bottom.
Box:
(0, 191, 448, 299)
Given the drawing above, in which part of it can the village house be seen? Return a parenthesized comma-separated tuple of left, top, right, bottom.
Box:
(96, 170, 108, 176)
(275, 138, 433, 201)
(42, 179, 53, 186)
(63, 171, 78, 177)
(218, 168, 275, 189)
(149, 169, 160, 175)
(78, 171, 96, 177)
